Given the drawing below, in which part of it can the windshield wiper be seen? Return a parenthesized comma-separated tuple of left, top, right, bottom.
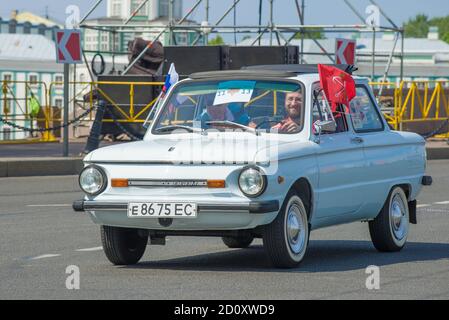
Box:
(154, 125, 203, 133)
(205, 121, 259, 135)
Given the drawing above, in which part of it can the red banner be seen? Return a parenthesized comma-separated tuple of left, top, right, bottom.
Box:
(318, 64, 356, 112)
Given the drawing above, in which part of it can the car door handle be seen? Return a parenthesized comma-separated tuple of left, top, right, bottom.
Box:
(351, 137, 364, 144)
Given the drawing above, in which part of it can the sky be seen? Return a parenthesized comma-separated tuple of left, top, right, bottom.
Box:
(1, 0, 448, 40)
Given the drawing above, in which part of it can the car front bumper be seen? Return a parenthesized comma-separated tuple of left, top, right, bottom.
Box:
(73, 199, 280, 230)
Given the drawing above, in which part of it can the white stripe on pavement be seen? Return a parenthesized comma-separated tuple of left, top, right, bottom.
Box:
(26, 254, 61, 261)
(417, 204, 431, 208)
(76, 246, 103, 252)
(434, 201, 449, 205)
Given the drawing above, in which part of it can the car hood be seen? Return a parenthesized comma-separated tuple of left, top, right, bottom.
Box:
(85, 133, 293, 164)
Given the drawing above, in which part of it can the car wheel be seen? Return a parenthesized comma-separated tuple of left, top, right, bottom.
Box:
(263, 190, 309, 268)
(100, 226, 148, 265)
(222, 234, 254, 248)
(369, 186, 410, 252)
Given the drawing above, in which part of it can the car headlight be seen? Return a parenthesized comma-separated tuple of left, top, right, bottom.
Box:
(79, 165, 107, 195)
(238, 166, 267, 197)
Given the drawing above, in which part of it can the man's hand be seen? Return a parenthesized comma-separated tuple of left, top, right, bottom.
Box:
(279, 119, 299, 133)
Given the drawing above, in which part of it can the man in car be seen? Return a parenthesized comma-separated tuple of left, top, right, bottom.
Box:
(272, 90, 303, 133)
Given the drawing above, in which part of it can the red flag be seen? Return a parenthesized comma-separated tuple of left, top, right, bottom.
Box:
(318, 64, 356, 112)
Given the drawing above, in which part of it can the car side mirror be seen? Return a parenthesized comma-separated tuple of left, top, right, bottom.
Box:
(313, 120, 336, 135)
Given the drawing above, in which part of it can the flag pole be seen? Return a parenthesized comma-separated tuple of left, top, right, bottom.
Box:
(143, 63, 178, 128)
(143, 91, 164, 128)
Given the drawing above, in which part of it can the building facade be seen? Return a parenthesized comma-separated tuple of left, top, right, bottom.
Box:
(0, 11, 64, 140)
(0, 33, 63, 140)
(0, 10, 62, 42)
(83, 0, 200, 53)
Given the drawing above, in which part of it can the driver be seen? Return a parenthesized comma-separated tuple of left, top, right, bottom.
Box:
(272, 91, 303, 133)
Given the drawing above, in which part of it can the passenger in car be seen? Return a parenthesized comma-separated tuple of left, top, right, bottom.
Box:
(204, 103, 234, 122)
(227, 102, 251, 126)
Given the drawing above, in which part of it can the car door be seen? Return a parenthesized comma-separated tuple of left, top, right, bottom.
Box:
(312, 83, 366, 220)
(347, 83, 412, 218)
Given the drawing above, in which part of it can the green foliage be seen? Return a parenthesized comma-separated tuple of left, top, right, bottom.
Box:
(404, 14, 449, 44)
(208, 35, 225, 45)
(293, 28, 325, 40)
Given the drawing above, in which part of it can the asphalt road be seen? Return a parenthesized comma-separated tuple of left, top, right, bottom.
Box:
(0, 160, 448, 300)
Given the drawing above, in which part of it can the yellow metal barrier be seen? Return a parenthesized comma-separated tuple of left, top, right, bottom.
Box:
(0, 80, 57, 142)
(43, 80, 164, 140)
(2, 78, 448, 143)
(370, 80, 449, 137)
(47, 81, 164, 126)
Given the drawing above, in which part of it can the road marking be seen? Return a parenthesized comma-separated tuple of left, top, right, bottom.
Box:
(26, 254, 61, 261)
(76, 246, 103, 252)
(419, 208, 449, 214)
(434, 201, 449, 205)
(27, 204, 71, 208)
(417, 204, 431, 208)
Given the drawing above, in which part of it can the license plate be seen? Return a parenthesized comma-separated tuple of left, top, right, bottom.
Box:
(127, 202, 197, 218)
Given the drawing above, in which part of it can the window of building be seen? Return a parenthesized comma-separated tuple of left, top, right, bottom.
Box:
(3, 74, 12, 82)
(54, 98, 63, 108)
(176, 32, 188, 45)
(130, 0, 148, 16)
(2, 127, 12, 140)
(28, 74, 38, 86)
(28, 74, 39, 88)
(54, 75, 63, 88)
(9, 21, 16, 33)
(159, 0, 169, 17)
(112, 0, 122, 16)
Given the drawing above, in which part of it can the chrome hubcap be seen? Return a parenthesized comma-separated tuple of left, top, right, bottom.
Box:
(286, 203, 306, 254)
(390, 194, 407, 241)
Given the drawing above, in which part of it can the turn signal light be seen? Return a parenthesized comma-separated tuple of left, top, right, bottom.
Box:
(111, 178, 129, 187)
(207, 180, 226, 188)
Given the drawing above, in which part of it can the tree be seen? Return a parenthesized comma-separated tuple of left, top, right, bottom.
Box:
(293, 28, 325, 40)
(404, 14, 429, 38)
(404, 14, 449, 44)
(208, 35, 225, 45)
(429, 16, 449, 43)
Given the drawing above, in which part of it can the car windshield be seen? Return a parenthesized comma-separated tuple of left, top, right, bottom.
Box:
(151, 79, 304, 134)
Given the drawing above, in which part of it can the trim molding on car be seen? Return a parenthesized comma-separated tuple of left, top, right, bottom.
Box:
(73, 200, 279, 214)
(128, 179, 208, 187)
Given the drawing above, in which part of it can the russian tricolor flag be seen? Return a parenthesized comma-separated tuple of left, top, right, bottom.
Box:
(162, 63, 179, 93)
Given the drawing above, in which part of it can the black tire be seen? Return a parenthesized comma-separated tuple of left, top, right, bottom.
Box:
(369, 186, 409, 252)
(222, 234, 254, 248)
(100, 225, 148, 265)
(263, 190, 309, 268)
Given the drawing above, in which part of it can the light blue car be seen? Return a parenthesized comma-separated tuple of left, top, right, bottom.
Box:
(73, 65, 432, 268)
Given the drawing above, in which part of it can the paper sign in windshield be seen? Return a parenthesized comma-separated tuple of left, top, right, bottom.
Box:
(213, 88, 253, 105)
